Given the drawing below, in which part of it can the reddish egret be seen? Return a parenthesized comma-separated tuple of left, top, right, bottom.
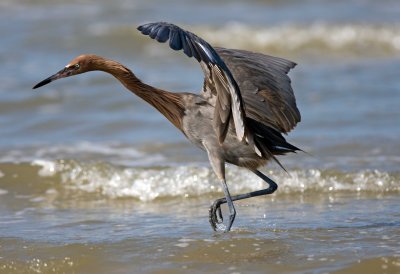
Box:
(33, 22, 301, 232)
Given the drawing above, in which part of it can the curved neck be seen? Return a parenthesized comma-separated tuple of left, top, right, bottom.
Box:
(92, 57, 185, 130)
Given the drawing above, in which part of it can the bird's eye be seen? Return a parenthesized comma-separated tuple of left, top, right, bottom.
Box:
(74, 64, 80, 69)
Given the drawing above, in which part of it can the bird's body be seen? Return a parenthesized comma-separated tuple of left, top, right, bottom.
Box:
(33, 22, 301, 232)
(182, 93, 268, 170)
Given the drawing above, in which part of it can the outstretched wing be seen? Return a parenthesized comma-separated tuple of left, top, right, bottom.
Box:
(137, 22, 246, 144)
(215, 48, 301, 134)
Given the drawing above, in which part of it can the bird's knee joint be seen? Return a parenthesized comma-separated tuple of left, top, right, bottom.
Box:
(270, 183, 278, 193)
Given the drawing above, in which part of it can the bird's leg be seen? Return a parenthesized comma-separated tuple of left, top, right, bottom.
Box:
(221, 179, 236, 232)
(205, 147, 236, 232)
(209, 179, 237, 232)
(209, 170, 278, 230)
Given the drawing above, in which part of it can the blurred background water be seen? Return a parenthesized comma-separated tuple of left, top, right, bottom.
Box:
(0, 0, 399, 273)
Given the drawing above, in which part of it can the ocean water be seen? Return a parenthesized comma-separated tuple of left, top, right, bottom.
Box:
(1, 0, 400, 273)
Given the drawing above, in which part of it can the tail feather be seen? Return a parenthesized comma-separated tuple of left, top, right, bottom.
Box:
(248, 118, 301, 154)
(254, 136, 289, 173)
(248, 118, 301, 171)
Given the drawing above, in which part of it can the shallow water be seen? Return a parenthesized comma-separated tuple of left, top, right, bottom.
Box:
(1, 0, 400, 273)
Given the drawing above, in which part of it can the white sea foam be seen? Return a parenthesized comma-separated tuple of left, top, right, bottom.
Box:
(191, 23, 400, 56)
(79, 22, 400, 57)
(32, 159, 58, 177)
(0, 189, 8, 195)
(31, 160, 400, 201)
(2, 142, 165, 166)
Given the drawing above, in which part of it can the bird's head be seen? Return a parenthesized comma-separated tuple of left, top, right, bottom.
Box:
(33, 54, 96, 89)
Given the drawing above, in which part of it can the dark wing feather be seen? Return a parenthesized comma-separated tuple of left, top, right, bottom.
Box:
(215, 48, 301, 134)
(137, 22, 246, 143)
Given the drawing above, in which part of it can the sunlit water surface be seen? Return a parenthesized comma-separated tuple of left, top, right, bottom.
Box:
(0, 0, 400, 273)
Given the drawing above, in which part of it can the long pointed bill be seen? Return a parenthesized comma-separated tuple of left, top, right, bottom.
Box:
(33, 67, 70, 89)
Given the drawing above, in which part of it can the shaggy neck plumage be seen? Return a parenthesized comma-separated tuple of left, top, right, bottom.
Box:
(91, 56, 185, 130)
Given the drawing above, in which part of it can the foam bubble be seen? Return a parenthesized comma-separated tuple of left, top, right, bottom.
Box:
(175, 243, 190, 248)
(32, 159, 58, 177)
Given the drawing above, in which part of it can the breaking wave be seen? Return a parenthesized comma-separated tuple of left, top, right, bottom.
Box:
(108, 22, 400, 58)
(192, 23, 400, 56)
(21, 159, 400, 201)
(0, 142, 165, 167)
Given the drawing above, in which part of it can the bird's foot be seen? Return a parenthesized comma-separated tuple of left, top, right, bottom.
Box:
(209, 199, 225, 231)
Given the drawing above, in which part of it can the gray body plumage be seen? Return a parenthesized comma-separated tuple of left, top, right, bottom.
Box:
(182, 93, 267, 170)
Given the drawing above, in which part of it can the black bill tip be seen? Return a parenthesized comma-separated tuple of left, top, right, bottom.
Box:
(32, 67, 70, 90)
(33, 77, 53, 89)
